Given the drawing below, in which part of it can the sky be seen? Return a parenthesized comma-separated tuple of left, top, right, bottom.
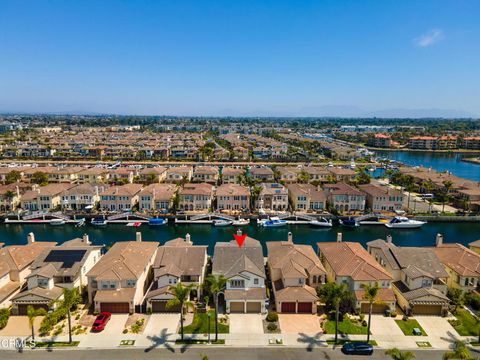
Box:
(0, 0, 479, 117)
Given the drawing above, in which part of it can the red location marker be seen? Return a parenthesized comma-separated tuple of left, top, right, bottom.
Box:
(233, 233, 247, 248)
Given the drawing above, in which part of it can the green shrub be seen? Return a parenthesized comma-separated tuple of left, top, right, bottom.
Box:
(122, 328, 128, 334)
(466, 293, 480, 311)
(0, 308, 10, 330)
(266, 311, 278, 322)
(267, 323, 277, 331)
(359, 313, 365, 321)
(361, 320, 367, 327)
(390, 311, 397, 318)
(40, 307, 67, 335)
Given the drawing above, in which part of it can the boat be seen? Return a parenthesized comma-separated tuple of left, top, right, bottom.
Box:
(357, 215, 391, 225)
(259, 216, 287, 227)
(309, 218, 333, 228)
(49, 219, 65, 226)
(91, 218, 108, 226)
(339, 217, 359, 228)
(384, 216, 426, 229)
(232, 218, 250, 226)
(148, 217, 168, 226)
(74, 218, 86, 227)
(213, 219, 233, 227)
(126, 222, 142, 227)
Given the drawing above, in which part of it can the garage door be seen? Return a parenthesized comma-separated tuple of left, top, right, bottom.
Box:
(281, 302, 296, 313)
(297, 302, 313, 313)
(361, 303, 389, 314)
(246, 302, 261, 313)
(151, 301, 181, 313)
(100, 302, 130, 313)
(230, 302, 245, 313)
(412, 304, 442, 316)
(17, 304, 48, 316)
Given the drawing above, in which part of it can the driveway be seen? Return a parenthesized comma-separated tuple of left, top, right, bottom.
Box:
(102, 314, 129, 335)
(78, 314, 129, 348)
(278, 314, 321, 334)
(0, 316, 43, 337)
(416, 316, 461, 348)
(369, 315, 418, 349)
(143, 314, 180, 336)
(229, 314, 264, 334)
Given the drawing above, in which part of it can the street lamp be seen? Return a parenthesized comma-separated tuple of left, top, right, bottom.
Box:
(207, 312, 211, 344)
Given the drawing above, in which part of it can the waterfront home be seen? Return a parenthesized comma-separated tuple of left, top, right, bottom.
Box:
(432, 235, 480, 292)
(77, 167, 110, 184)
(216, 183, 250, 212)
(267, 233, 326, 314)
(0, 234, 56, 309)
(145, 234, 207, 312)
(138, 183, 177, 212)
(317, 237, 396, 314)
(138, 166, 167, 183)
(20, 183, 74, 211)
(99, 183, 143, 212)
(86, 233, 158, 313)
(178, 183, 214, 212)
(0, 183, 32, 212)
(249, 166, 275, 182)
(108, 168, 136, 184)
(367, 236, 449, 316)
(323, 182, 366, 213)
(60, 183, 103, 211)
(287, 183, 326, 212)
(327, 167, 356, 182)
(221, 167, 244, 184)
(164, 166, 193, 183)
(11, 235, 101, 314)
(212, 232, 267, 313)
(255, 183, 289, 212)
(192, 166, 219, 184)
(358, 183, 404, 213)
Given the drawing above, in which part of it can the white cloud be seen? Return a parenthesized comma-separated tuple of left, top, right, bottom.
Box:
(413, 29, 444, 48)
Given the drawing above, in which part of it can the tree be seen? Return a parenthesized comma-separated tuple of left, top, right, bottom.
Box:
(448, 288, 464, 314)
(61, 288, 81, 343)
(421, 180, 435, 213)
(385, 348, 416, 360)
(318, 282, 350, 344)
(5, 170, 21, 184)
(166, 283, 195, 341)
(297, 170, 310, 184)
(145, 173, 158, 185)
(361, 282, 380, 343)
(354, 171, 371, 185)
(443, 340, 475, 360)
(205, 274, 227, 342)
(27, 305, 46, 341)
(441, 180, 454, 213)
(31, 171, 49, 186)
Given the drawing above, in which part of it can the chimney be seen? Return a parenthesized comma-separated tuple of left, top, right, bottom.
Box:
(237, 229, 242, 236)
(337, 232, 342, 242)
(83, 234, 90, 244)
(185, 233, 192, 244)
(386, 235, 393, 244)
(136, 232, 142, 242)
(27, 232, 35, 244)
(436, 233, 443, 246)
(287, 231, 293, 243)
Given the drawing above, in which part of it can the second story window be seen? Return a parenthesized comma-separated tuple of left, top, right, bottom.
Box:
(230, 279, 244, 288)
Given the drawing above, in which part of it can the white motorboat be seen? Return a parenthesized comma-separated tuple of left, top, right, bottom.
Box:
(213, 219, 233, 227)
(50, 219, 65, 226)
(91, 218, 108, 226)
(259, 216, 287, 227)
(74, 218, 86, 227)
(309, 218, 333, 228)
(232, 218, 250, 226)
(384, 216, 426, 229)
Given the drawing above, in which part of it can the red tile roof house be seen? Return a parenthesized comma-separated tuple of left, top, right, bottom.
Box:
(221, 167, 245, 184)
(249, 166, 275, 182)
(267, 232, 326, 314)
(138, 183, 177, 212)
(317, 236, 396, 314)
(164, 166, 194, 183)
(138, 166, 167, 183)
(358, 183, 404, 213)
(192, 166, 219, 184)
(99, 183, 143, 212)
(323, 182, 366, 214)
(178, 183, 214, 212)
(216, 183, 250, 212)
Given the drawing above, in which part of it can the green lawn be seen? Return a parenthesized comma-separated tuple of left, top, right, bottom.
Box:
(326, 340, 377, 346)
(34, 341, 79, 348)
(323, 318, 368, 335)
(395, 319, 427, 336)
(175, 339, 225, 345)
(449, 309, 479, 336)
(182, 310, 229, 334)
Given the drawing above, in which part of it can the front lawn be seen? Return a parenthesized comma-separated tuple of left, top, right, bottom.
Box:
(182, 311, 229, 334)
(323, 317, 368, 335)
(449, 309, 479, 336)
(395, 319, 427, 336)
(326, 340, 377, 346)
(34, 341, 79, 348)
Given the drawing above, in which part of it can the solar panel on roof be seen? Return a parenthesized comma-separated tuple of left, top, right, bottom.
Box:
(44, 249, 87, 268)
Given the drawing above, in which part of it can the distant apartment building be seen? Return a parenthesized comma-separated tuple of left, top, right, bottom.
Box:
(367, 133, 392, 148)
(216, 183, 250, 212)
(462, 137, 480, 150)
(408, 136, 458, 150)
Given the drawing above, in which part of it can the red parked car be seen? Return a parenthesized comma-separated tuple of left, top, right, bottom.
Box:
(91, 312, 111, 332)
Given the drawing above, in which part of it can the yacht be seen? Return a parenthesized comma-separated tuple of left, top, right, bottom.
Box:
(50, 218, 66, 226)
(384, 216, 426, 229)
(91, 217, 108, 226)
(309, 217, 333, 228)
(258, 216, 287, 227)
(213, 219, 233, 227)
(232, 218, 250, 226)
(339, 217, 359, 228)
(148, 217, 168, 226)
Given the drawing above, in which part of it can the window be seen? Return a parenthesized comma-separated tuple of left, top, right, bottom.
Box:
(230, 279, 244, 288)
(126, 279, 136, 287)
(254, 278, 259, 285)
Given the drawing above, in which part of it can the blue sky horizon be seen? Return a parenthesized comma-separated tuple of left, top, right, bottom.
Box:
(1, 1, 479, 118)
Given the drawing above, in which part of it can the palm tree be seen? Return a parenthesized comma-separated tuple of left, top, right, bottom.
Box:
(441, 180, 454, 213)
(205, 274, 227, 342)
(27, 305, 46, 341)
(361, 282, 380, 343)
(405, 184, 415, 211)
(385, 348, 416, 360)
(167, 283, 195, 341)
(318, 282, 349, 344)
(421, 180, 435, 213)
(62, 288, 81, 343)
(443, 340, 474, 360)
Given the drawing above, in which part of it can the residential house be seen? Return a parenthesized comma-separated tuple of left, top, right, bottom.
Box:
(267, 233, 326, 313)
(317, 237, 396, 313)
(60, 183, 102, 211)
(0, 183, 32, 212)
(327, 167, 356, 182)
(255, 183, 289, 211)
(11, 235, 101, 314)
(192, 166, 219, 184)
(138, 167, 167, 184)
(358, 184, 404, 212)
(323, 182, 365, 213)
(99, 183, 143, 212)
(216, 183, 250, 212)
(178, 183, 214, 212)
(76, 167, 110, 184)
(146, 235, 207, 312)
(20, 183, 74, 211)
(287, 183, 326, 212)
(212, 232, 267, 313)
(109, 168, 136, 184)
(165, 166, 193, 183)
(138, 183, 177, 212)
(249, 167, 275, 182)
(47, 167, 83, 183)
(304, 166, 331, 183)
(277, 166, 301, 183)
(367, 236, 449, 316)
(86, 234, 158, 313)
(221, 167, 244, 184)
